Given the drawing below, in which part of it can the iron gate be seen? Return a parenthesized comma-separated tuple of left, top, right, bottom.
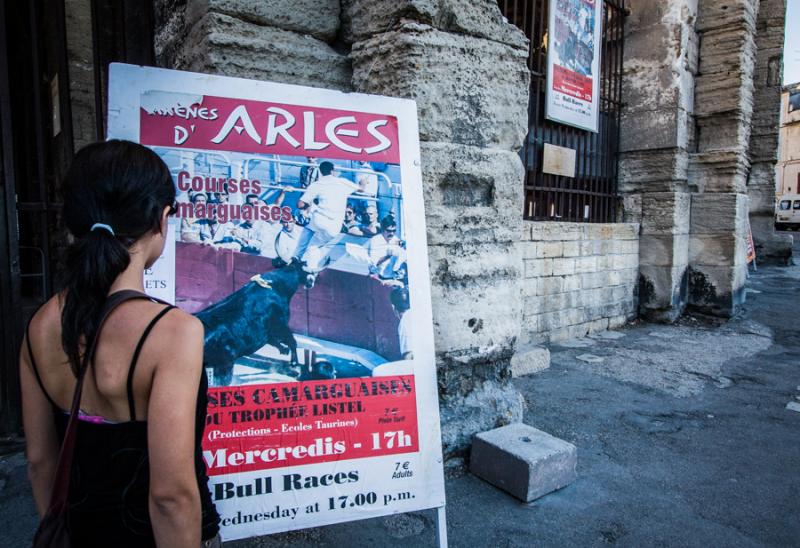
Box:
(498, 0, 626, 223)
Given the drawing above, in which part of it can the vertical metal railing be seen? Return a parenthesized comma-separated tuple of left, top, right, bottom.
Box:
(499, 0, 626, 223)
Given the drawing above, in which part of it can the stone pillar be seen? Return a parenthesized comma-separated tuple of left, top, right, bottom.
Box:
(687, 0, 758, 315)
(344, 0, 529, 469)
(65, 0, 97, 149)
(154, 0, 351, 91)
(746, 0, 792, 264)
(619, 0, 697, 322)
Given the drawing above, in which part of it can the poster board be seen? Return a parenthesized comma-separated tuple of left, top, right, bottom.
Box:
(107, 63, 446, 541)
(545, 0, 603, 132)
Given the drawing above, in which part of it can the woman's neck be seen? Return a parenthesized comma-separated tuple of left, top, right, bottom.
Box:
(108, 246, 149, 294)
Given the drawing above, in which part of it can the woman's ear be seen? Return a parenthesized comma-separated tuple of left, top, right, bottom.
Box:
(159, 205, 171, 236)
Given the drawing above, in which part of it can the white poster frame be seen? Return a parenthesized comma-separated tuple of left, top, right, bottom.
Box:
(545, 0, 604, 133)
(107, 63, 447, 544)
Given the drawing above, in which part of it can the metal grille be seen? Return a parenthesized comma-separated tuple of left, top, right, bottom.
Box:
(498, 0, 626, 222)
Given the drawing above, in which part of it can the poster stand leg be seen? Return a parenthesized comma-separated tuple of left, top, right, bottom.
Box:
(435, 506, 448, 548)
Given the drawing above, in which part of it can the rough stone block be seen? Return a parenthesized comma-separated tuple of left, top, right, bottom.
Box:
(551, 258, 576, 276)
(524, 258, 553, 278)
(529, 222, 584, 241)
(689, 234, 746, 267)
(510, 344, 550, 377)
(639, 233, 689, 268)
(342, 0, 527, 48)
(428, 248, 521, 360)
(748, 215, 793, 265)
(695, 116, 752, 154)
(421, 142, 524, 245)
(641, 192, 691, 235)
(620, 107, 690, 152)
(173, 12, 352, 91)
(537, 241, 564, 258)
(185, 0, 341, 42)
(696, 0, 758, 34)
(690, 193, 749, 234)
(470, 423, 577, 502)
(688, 264, 748, 317)
(351, 24, 529, 150)
(638, 264, 689, 321)
(619, 149, 689, 190)
(562, 241, 581, 257)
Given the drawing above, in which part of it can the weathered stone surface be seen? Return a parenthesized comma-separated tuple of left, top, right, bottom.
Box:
(519, 221, 639, 344)
(690, 193, 749, 234)
(688, 151, 750, 193)
(510, 344, 550, 377)
(695, 0, 758, 33)
(440, 379, 524, 469)
(341, 0, 527, 49)
(638, 264, 689, 322)
(695, 115, 752, 153)
(689, 234, 747, 267)
(619, 150, 689, 191)
(688, 264, 748, 316)
(749, 215, 793, 264)
(421, 142, 524, 246)
(427, 243, 521, 360)
(640, 192, 691, 236)
(619, 107, 691, 152)
(639, 233, 690, 268)
(184, 0, 341, 42)
(470, 423, 577, 502)
(351, 23, 529, 150)
(65, 0, 96, 149)
(161, 12, 352, 91)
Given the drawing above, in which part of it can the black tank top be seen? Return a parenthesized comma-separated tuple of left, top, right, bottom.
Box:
(26, 292, 220, 546)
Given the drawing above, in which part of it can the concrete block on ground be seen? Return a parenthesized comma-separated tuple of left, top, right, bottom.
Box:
(470, 423, 577, 502)
(510, 344, 550, 377)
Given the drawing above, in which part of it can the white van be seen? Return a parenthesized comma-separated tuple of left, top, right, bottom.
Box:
(775, 194, 800, 230)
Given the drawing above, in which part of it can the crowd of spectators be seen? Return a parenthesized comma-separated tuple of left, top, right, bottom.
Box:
(178, 159, 407, 288)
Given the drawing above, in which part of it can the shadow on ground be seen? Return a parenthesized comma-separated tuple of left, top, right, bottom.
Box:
(2, 245, 799, 546)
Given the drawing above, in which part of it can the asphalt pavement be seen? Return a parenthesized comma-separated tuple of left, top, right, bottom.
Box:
(2, 241, 799, 547)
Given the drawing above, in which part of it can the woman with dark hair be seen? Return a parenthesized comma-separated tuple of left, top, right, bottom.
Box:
(20, 140, 220, 547)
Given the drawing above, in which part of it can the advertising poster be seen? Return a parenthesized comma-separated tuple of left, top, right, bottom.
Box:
(107, 63, 445, 541)
(546, 0, 603, 132)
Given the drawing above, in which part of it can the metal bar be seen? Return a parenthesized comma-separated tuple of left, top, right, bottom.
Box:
(27, 0, 53, 297)
(0, 0, 24, 434)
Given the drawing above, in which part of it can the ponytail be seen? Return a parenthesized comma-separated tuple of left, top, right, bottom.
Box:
(59, 140, 175, 373)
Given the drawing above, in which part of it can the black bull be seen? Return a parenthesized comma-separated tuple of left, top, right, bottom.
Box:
(195, 262, 306, 386)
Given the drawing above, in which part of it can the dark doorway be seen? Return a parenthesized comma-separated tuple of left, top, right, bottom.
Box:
(0, 0, 155, 434)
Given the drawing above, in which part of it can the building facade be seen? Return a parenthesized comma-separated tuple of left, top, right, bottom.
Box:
(0, 0, 790, 469)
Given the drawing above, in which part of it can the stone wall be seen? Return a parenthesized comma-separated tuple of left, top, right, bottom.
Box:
(153, 0, 531, 470)
(687, 0, 758, 315)
(619, 0, 697, 322)
(65, 0, 97, 149)
(520, 222, 639, 344)
(621, 0, 788, 317)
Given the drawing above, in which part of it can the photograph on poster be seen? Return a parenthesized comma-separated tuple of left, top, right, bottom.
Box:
(546, 0, 602, 132)
(155, 147, 412, 389)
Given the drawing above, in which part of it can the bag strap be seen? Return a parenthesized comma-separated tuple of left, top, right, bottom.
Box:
(46, 290, 168, 511)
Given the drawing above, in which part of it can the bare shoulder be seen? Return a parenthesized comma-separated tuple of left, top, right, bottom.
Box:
(26, 295, 64, 347)
(147, 306, 204, 356)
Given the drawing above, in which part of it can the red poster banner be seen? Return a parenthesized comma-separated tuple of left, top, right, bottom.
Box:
(203, 376, 419, 476)
(553, 65, 593, 102)
(140, 94, 401, 163)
